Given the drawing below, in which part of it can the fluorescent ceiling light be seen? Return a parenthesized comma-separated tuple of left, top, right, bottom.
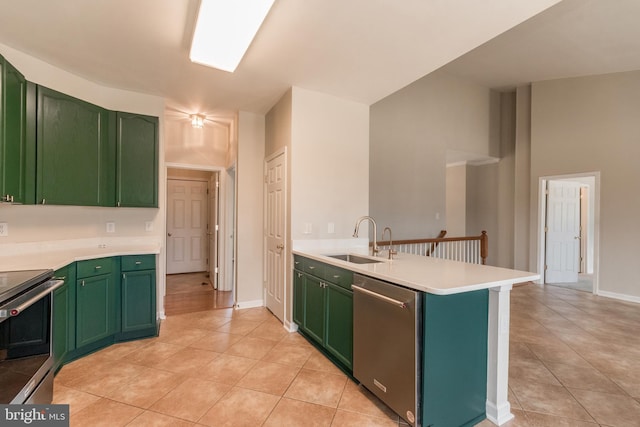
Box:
(190, 0, 275, 73)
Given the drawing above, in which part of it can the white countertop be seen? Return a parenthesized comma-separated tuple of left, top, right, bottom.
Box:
(0, 238, 161, 271)
(293, 249, 539, 295)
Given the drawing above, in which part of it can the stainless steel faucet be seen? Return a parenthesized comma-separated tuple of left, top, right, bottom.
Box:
(381, 227, 397, 260)
(353, 216, 379, 256)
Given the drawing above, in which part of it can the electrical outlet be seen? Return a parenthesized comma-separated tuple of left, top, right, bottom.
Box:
(106, 222, 116, 233)
(145, 221, 153, 232)
(327, 222, 335, 234)
(0, 222, 8, 237)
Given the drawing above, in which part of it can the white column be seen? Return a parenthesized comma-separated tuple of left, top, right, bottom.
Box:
(486, 284, 513, 425)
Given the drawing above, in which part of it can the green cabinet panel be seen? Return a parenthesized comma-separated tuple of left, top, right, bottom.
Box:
(75, 273, 117, 348)
(121, 269, 156, 333)
(77, 257, 114, 279)
(0, 56, 31, 203)
(293, 270, 305, 327)
(303, 274, 325, 344)
(36, 86, 114, 206)
(422, 289, 488, 427)
(121, 254, 155, 271)
(52, 264, 75, 371)
(324, 282, 353, 369)
(116, 112, 158, 207)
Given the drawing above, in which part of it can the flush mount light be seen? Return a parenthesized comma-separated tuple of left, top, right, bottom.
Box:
(191, 114, 205, 128)
(190, 0, 276, 73)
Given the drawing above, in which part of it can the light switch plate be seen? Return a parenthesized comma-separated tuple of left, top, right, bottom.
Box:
(145, 221, 153, 232)
(0, 222, 8, 237)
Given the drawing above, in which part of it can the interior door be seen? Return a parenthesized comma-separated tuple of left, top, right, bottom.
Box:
(545, 180, 581, 283)
(209, 172, 220, 288)
(264, 151, 286, 322)
(167, 179, 208, 274)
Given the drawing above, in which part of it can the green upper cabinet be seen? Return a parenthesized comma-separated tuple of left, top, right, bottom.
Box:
(115, 112, 158, 208)
(36, 85, 115, 206)
(0, 56, 33, 204)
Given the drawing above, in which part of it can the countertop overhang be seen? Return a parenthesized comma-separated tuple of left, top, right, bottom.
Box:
(293, 249, 539, 295)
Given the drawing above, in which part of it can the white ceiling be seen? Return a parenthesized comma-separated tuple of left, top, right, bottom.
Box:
(0, 0, 563, 119)
(1, 0, 638, 121)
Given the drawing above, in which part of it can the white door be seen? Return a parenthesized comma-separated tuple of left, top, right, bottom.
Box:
(209, 173, 220, 288)
(545, 180, 581, 283)
(264, 151, 286, 321)
(167, 179, 209, 274)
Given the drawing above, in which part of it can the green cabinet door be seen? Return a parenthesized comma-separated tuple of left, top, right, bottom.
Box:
(52, 264, 76, 371)
(0, 56, 31, 203)
(121, 269, 156, 333)
(324, 282, 353, 369)
(36, 86, 114, 206)
(76, 273, 117, 347)
(116, 112, 158, 207)
(303, 275, 325, 344)
(293, 270, 305, 327)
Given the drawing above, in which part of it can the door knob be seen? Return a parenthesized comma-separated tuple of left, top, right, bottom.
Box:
(168, 233, 172, 237)
(276, 243, 284, 250)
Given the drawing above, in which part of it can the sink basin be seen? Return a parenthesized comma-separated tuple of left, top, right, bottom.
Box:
(326, 254, 383, 264)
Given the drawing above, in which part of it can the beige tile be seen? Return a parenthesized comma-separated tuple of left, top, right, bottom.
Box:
(285, 368, 347, 408)
(224, 336, 277, 359)
(62, 362, 152, 396)
(280, 331, 314, 348)
(215, 318, 263, 336)
(152, 347, 220, 374)
(188, 331, 243, 353)
(331, 409, 398, 426)
(127, 411, 195, 427)
(248, 319, 288, 342)
(236, 307, 276, 322)
(196, 354, 258, 385)
(303, 350, 347, 376)
(569, 388, 640, 427)
(262, 342, 313, 367)
(509, 358, 562, 386)
(198, 386, 280, 427)
(157, 324, 210, 346)
(150, 377, 231, 421)
(236, 360, 299, 395)
(525, 342, 590, 367)
(96, 339, 152, 360)
(105, 369, 182, 408)
(509, 387, 522, 411)
(522, 411, 598, 426)
(189, 313, 234, 331)
(55, 356, 114, 387)
(509, 380, 595, 422)
(71, 398, 142, 427)
(544, 360, 625, 394)
(263, 397, 336, 427)
(52, 384, 101, 415)
(338, 380, 397, 420)
(126, 341, 185, 367)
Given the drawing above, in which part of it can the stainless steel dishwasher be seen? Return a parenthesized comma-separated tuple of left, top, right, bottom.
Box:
(352, 274, 422, 427)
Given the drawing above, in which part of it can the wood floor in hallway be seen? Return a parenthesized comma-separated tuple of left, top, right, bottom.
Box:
(164, 272, 234, 315)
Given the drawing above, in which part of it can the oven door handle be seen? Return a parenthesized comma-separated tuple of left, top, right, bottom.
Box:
(0, 279, 64, 320)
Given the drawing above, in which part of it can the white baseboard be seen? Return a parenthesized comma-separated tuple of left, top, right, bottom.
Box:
(284, 319, 299, 332)
(597, 290, 640, 304)
(234, 299, 264, 310)
(485, 400, 513, 426)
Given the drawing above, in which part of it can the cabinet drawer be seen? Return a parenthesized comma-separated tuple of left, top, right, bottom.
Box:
(121, 254, 156, 271)
(324, 265, 353, 290)
(304, 258, 325, 277)
(293, 255, 303, 271)
(76, 257, 113, 278)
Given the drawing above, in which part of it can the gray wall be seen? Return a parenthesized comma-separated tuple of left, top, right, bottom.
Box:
(531, 71, 640, 298)
(370, 70, 499, 240)
(466, 164, 499, 266)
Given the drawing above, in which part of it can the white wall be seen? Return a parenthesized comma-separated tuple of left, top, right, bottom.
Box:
(290, 87, 369, 241)
(445, 165, 466, 236)
(370, 70, 499, 240)
(530, 71, 640, 299)
(235, 111, 265, 306)
(165, 120, 229, 167)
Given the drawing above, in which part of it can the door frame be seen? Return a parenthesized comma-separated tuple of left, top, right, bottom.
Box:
(536, 172, 600, 294)
(165, 163, 229, 294)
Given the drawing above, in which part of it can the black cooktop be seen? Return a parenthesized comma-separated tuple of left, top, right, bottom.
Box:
(0, 269, 54, 304)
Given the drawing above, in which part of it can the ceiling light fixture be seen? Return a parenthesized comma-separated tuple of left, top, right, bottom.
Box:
(190, 0, 275, 73)
(191, 114, 205, 128)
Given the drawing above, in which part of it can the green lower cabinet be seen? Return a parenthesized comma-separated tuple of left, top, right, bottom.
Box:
(293, 270, 305, 327)
(302, 275, 325, 344)
(75, 273, 117, 348)
(422, 289, 488, 427)
(324, 282, 353, 369)
(52, 264, 76, 372)
(120, 269, 156, 339)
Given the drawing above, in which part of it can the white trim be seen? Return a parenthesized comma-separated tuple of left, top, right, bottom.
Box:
(536, 172, 601, 295)
(165, 162, 224, 172)
(597, 290, 640, 304)
(234, 299, 264, 310)
(485, 400, 514, 426)
(283, 320, 299, 333)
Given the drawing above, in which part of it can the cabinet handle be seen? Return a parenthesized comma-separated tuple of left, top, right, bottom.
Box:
(117, 201, 121, 207)
(122, 273, 126, 279)
(308, 266, 315, 270)
(81, 280, 85, 287)
(297, 273, 302, 278)
(95, 265, 102, 270)
(42, 199, 46, 204)
(53, 276, 66, 280)
(135, 261, 142, 265)
(333, 275, 340, 279)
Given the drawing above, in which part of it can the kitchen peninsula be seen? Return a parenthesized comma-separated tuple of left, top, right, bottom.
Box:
(293, 246, 539, 427)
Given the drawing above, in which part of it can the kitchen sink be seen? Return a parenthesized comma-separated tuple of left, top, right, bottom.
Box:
(326, 254, 383, 264)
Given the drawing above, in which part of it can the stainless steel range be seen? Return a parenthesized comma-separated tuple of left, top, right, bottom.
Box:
(0, 269, 64, 404)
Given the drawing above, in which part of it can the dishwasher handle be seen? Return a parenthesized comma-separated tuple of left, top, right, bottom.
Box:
(352, 284, 407, 309)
